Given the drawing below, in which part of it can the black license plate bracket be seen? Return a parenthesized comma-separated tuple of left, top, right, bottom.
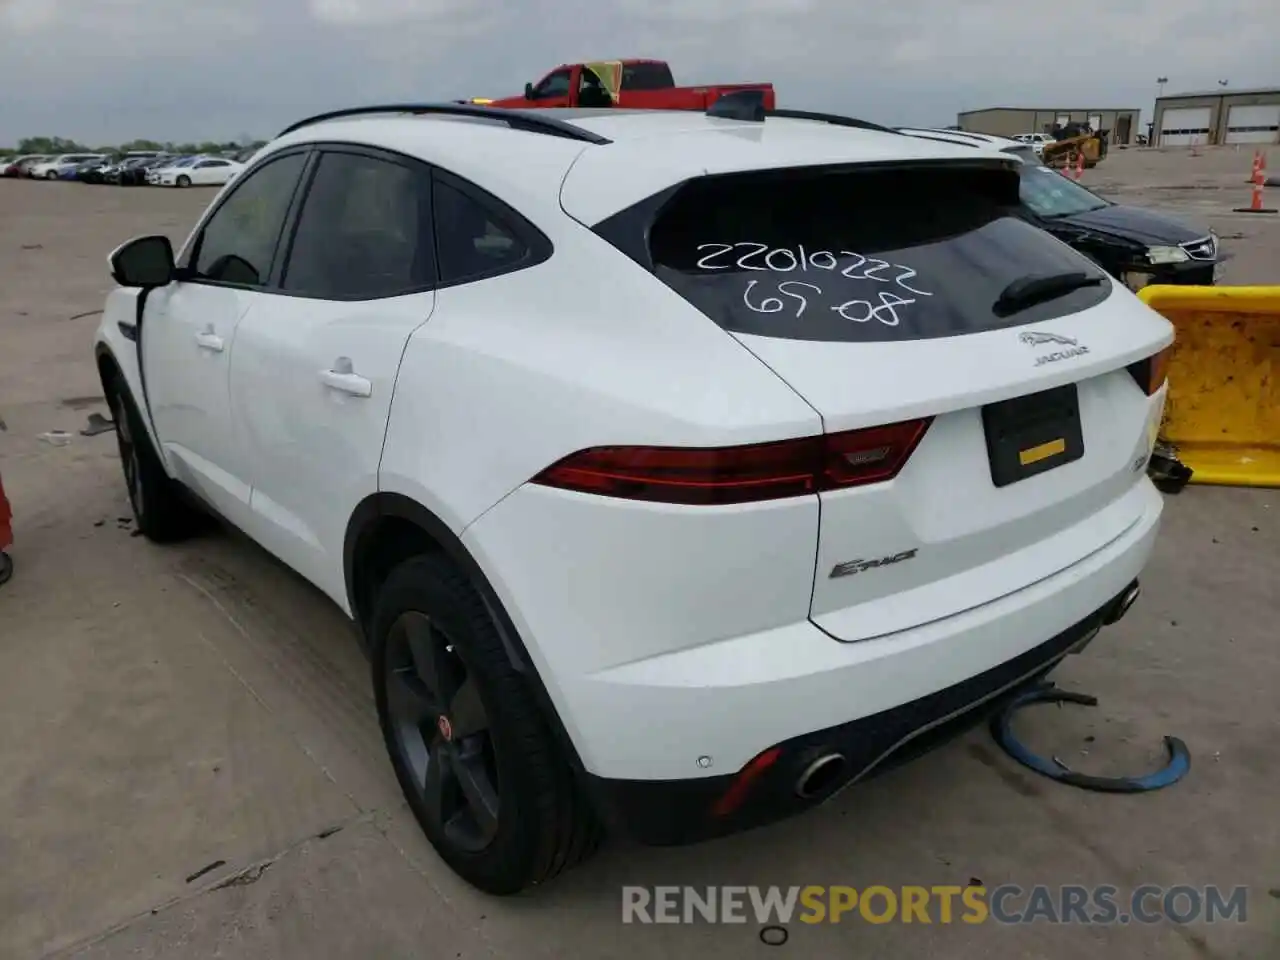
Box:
(982, 384, 1084, 488)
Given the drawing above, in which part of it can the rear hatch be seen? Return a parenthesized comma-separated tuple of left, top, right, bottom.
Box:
(642, 160, 1173, 640)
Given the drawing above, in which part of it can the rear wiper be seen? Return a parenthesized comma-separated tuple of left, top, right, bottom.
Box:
(994, 271, 1103, 316)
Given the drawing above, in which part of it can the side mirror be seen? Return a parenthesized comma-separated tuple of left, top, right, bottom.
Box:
(110, 235, 175, 288)
(525, 82, 536, 100)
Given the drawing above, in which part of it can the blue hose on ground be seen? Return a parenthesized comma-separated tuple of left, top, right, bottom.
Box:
(990, 683, 1191, 793)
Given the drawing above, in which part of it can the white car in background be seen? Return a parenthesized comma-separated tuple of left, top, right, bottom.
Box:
(1013, 133, 1056, 155)
(28, 153, 107, 179)
(154, 156, 245, 187)
(94, 102, 1170, 896)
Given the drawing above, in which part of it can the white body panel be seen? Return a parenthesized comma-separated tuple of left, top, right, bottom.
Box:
(378, 227, 822, 534)
(463, 474, 1162, 780)
(230, 290, 436, 608)
(141, 282, 257, 529)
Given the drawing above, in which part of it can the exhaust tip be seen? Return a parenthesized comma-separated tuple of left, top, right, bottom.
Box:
(1104, 582, 1141, 625)
(795, 752, 848, 800)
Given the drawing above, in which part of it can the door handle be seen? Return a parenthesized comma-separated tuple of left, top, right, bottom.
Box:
(320, 358, 372, 398)
(195, 330, 224, 352)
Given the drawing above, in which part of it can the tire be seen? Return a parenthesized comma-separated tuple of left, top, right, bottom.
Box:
(107, 375, 205, 542)
(45, 170, 58, 180)
(0, 552, 11, 587)
(371, 553, 602, 895)
(176, 175, 191, 188)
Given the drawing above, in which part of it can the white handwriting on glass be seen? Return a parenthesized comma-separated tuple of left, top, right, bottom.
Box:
(744, 280, 915, 326)
(694, 242, 932, 297)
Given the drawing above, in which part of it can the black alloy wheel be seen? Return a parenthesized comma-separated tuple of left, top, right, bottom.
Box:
(112, 390, 144, 519)
(383, 610, 500, 852)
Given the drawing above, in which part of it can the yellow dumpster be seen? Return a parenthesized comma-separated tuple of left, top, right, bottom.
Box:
(1138, 285, 1280, 488)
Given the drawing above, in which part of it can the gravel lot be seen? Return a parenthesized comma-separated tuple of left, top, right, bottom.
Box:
(1, 147, 1277, 960)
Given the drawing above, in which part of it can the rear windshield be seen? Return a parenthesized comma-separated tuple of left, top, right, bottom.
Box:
(645, 163, 1110, 343)
(622, 62, 675, 90)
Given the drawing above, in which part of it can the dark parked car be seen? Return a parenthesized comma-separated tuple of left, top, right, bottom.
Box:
(897, 127, 1223, 289)
(106, 156, 157, 185)
(1015, 161, 1221, 288)
(78, 157, 121, 184)
(120, 155, 177, 186)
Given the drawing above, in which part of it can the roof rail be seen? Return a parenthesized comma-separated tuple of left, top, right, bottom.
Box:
(769, 109, 899, 135)
(277, 103, 611, 144)
(706, 91, 899, 134)
(896, 129, 980, 148)
(904, 127, 993, 142)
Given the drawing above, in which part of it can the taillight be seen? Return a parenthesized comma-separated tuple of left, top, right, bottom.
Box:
(1127, 343, 1174, 396)
(531, 418, 932, 505)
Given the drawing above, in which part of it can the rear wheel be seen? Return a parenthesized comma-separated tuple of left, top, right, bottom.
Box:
(108, 376, 205, 542)
(371, 553, 601, 894)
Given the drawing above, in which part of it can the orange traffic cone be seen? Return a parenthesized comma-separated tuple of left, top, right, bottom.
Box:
(1233, 164, 1277, 214)
(1075, 150, 1085, 180)
(1246, 150, 1263, 183)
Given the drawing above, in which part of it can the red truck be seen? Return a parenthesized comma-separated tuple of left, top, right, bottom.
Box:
(482, 59, 776, 112)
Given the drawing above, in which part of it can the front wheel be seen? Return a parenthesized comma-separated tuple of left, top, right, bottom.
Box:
(176, 175, 191, 187)
(371, 554, 602, 895)
(108, 376, 205, 542)
(45, 170, 58, 180)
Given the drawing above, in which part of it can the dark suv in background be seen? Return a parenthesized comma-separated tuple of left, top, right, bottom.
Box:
(897, 127, 1223, 290)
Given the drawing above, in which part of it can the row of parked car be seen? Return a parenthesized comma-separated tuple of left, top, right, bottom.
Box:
(0, 149, 254, 187)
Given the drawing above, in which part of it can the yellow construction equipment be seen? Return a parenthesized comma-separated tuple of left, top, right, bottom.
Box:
(1139, 285, 1280, 488)
(1043, 133, 1103, 169)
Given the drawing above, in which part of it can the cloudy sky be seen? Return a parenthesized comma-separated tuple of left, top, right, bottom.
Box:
(1, 0, 1276, 146)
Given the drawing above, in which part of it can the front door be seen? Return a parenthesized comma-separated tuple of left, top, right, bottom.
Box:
(142, 149, 310, 526)
(229, 146, 438, 606)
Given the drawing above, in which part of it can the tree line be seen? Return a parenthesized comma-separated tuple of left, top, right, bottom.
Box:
(2, 136, 268, 157)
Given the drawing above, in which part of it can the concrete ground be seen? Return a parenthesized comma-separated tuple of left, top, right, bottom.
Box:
(1, 147, 1277, 960)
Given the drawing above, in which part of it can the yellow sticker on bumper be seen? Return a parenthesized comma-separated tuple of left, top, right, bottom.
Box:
(1019, 438, 1066, 466)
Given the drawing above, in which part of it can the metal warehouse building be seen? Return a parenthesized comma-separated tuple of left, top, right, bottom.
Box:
(957, 107, 1141, 145)
(1153, 87, 1280, 146)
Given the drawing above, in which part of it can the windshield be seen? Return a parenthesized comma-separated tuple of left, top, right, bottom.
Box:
(1018, 164, 1109, 218)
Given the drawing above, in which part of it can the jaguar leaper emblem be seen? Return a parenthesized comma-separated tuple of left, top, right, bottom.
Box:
(1019, 331, 1079, 347)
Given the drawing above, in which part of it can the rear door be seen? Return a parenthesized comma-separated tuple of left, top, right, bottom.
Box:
(644, 161, 1172, 640)
(229, 145, 438, 605)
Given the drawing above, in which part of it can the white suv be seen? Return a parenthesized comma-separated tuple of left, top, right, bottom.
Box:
(94, 103, 1171, 895)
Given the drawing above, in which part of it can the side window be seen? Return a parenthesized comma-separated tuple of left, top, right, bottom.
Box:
(534, 70, 571, 99)
(192, 152, 307, 287)
(282, 151, 434, 300)
(433, 179, 529, 285)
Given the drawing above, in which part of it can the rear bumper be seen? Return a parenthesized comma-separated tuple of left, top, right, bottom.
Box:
(576, 480, 1162, 844)
(588, 582, 1135, 846)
